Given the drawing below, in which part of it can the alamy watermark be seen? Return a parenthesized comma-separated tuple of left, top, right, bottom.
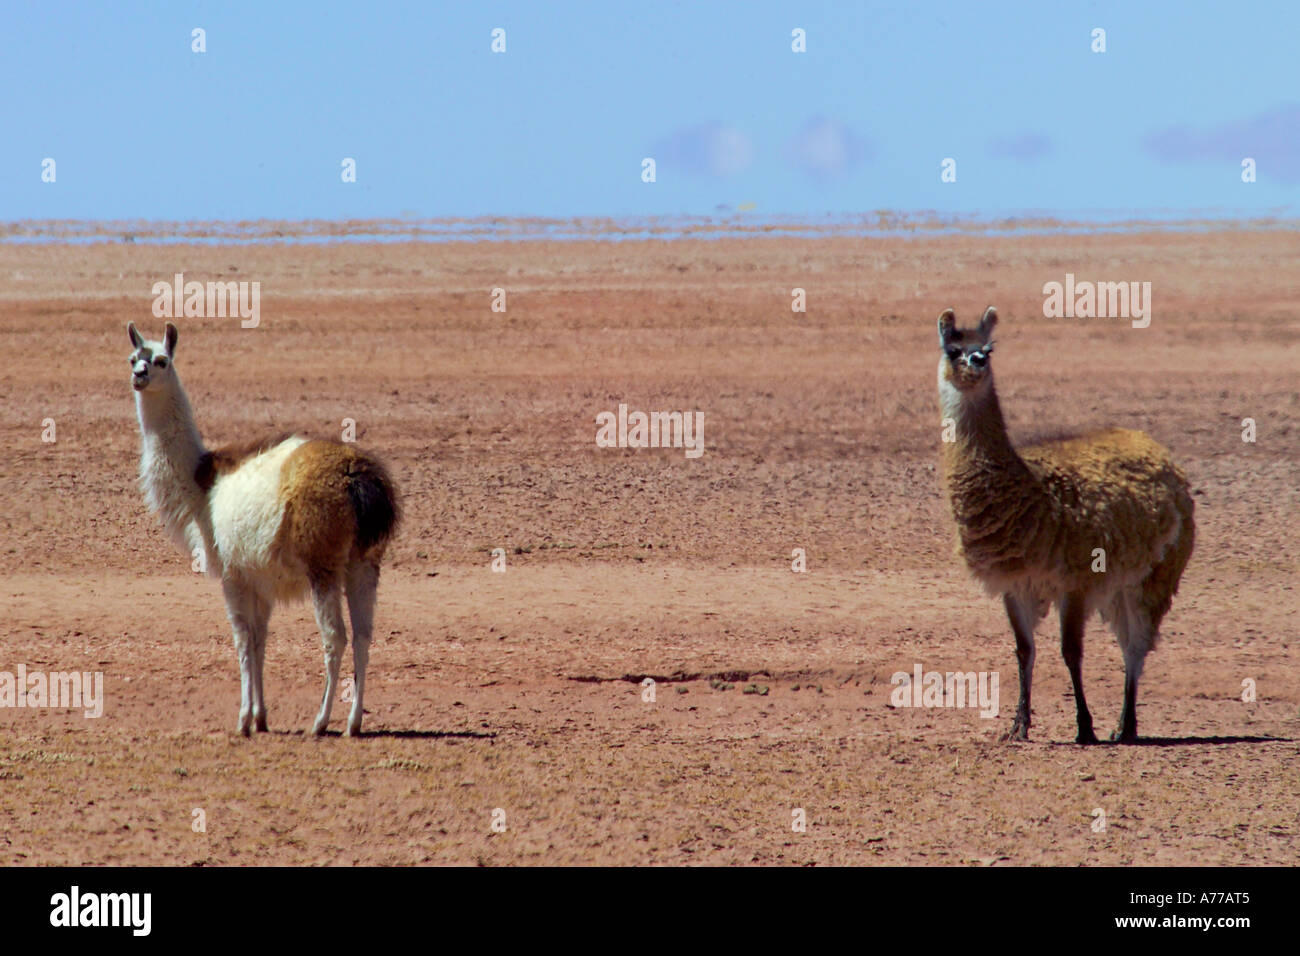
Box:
(595, 403, 704, 459)
(1043, 273, 1151, 328)
(889, 664, 999, 718)
(151, 272, 260, 328)
(50, 886, 150, 936)
(0, 665, 104, 718)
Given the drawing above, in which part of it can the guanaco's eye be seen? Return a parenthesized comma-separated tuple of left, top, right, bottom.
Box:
(945, 347, 961, 361)
(154, 356, 168, 368)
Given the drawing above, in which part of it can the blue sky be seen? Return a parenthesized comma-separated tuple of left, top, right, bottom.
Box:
(3, 0, 1297, 221)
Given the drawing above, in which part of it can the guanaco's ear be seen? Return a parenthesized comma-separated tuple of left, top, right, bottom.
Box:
(937, 309, 957, 346)
(977, 306, 998, 338)
(164, 322, 178, 358)
(128, 322, 144, 349)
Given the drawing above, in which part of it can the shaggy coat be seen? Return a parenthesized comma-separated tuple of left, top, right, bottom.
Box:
(196, 435, 398, 600)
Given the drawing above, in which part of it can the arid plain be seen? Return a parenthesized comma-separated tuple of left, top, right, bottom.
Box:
(1, 228, 1297, 864)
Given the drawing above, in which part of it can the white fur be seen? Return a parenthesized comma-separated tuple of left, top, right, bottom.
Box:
(937, 360, 965, 424)
(136, 384, 206, 557)
(208, 436, 308, 598)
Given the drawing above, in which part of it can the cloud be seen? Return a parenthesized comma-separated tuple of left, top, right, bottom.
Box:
(1144, 105, 1300, 182)
(784, 117, 869, 180)
(655, 122, 754, 178)
(988, 132, 1053, 160)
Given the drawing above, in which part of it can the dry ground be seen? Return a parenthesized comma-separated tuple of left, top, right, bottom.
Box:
(1, 229, 1297, 865)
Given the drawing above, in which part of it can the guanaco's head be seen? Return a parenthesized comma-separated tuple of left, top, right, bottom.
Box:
(937, 307, 997, 393)
(127, 322, 178, 393)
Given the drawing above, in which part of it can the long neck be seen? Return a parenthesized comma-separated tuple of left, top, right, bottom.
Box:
(940, 372, 1020, 468)
(939, 364, 1040, 504)
(135, 371, 208, 552)
(938, 363, 1054, 583)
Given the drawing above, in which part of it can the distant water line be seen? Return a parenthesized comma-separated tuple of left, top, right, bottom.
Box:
(2, 212, 1296, 245)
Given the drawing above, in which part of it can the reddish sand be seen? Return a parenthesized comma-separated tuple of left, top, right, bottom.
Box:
(1, 231, 1297, 865)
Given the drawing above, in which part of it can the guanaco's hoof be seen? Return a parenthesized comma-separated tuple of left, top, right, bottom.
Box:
(1109, 729, 1138, 744)
(1002, 724, 1030, 742)
(1075, 729, 1100, 745)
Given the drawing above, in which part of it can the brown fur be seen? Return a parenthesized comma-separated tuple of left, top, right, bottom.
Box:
(274, 440, 401, 583)
(1018, 429, 1194, 619)
(943, 416, 1194, 610)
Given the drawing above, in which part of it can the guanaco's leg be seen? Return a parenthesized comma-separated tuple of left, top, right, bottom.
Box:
(310, 576, 348, 736)
(1003, 593, 1039, 741)
(1059, 592, 1098, 745)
